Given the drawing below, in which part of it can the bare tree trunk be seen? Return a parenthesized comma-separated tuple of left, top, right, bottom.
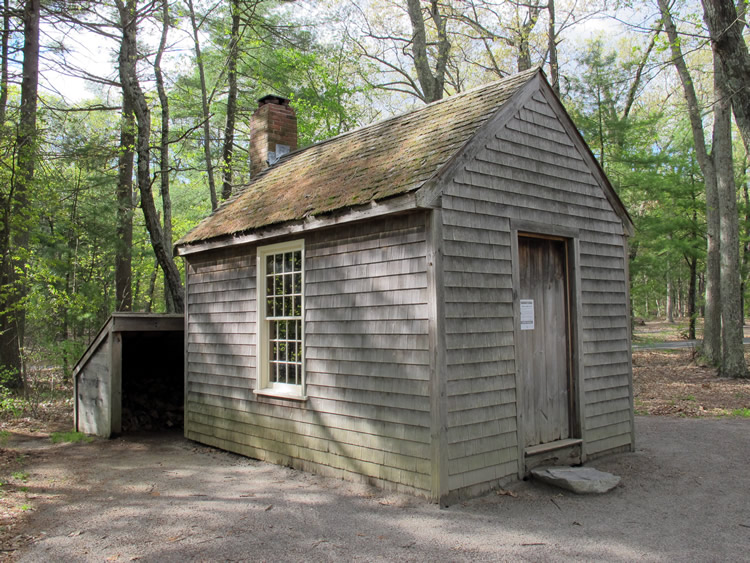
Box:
(406, 0, 450, 103)
(221, 0, 240, 201)
(515, 2, 541, 72)
(547, 0, 559, 95)
(666, 268, 674, 323)
(686, 253, 697, 340)
(0, 0, 9, 125)
(186, 0, 217, 210)
(154, 0, 175, 313)
(659, 0, 721, 363)
(116, 0, 184, 313)
(713, 56, 747, 377)
(702, 0, 750, 156)
(0, 0, 39, 388)
(741, 170, 750, 322)
(115, 96, 134, 312)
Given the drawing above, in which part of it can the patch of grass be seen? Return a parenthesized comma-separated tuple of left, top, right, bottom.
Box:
(11, 471, 28, 482)
(20, 504, 31, 511)
(50, 431, 92, 444)
(730, 407, 750, 418)
(681, 395, 697, 402)
(0, 429, 9, 446)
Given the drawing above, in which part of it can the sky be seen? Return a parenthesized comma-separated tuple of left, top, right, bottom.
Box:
(37, 1, 648, 106)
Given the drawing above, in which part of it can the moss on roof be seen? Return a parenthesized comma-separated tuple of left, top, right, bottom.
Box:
(177, 68, 539, 247)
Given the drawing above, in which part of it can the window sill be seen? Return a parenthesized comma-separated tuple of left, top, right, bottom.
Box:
(253, 389, 308, 402)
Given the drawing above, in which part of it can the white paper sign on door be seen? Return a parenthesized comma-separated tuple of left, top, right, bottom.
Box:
(520, 299, 534, 330)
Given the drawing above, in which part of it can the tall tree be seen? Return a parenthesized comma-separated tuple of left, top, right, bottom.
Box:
(153, 0, 175, 312)
(0, 0, 40, 387)
(406, 0, 450, 102)
(187, 0, 218, 211)
(115, 96, 134, 312)
(116, 0, 184, 312)
(659, 0, 745, 375)
(712, 52, 746, 377)
(221, 0, 241, 201)
(659, 0, 721, 364)
(702, 0, 750, 155)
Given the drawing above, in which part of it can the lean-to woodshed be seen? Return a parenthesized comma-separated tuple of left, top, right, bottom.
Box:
(175, 68, 635, 504)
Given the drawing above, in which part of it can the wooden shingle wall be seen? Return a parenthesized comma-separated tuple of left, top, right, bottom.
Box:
(442, 87, 632, 493)
(185, 213, 433, 494)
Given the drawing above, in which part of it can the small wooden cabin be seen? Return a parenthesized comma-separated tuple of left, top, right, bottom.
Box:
(175, 68, 635, 504)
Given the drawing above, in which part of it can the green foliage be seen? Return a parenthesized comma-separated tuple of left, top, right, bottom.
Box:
(566, 38, 709, 320)
(49, 431, 92, 444)
(730, 407, 750, 418)
(0, 387, 26, 417)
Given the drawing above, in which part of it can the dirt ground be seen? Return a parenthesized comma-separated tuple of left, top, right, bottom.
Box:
(632, 321, 750, 416)
(0, 417, 748, 562)
(0, 323, 749, 561)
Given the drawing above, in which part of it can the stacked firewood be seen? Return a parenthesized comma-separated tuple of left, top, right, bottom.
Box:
(121, 380, 183, 432)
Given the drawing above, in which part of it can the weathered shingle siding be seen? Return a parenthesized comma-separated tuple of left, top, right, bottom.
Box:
(441, 210, 518, 493)
(442, 89, 632, 490)
(185, 213, 432, 494)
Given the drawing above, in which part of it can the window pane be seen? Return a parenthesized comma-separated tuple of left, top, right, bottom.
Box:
(278, 363, 287, 384)
(274, 254, 283, 274)
(293, 251, 301, 271)
(288, 364, 298, 385)
(284, 273, 292, 296)
(273, 274, 282, 296)
(266, 255, 274, 274)
(293, 272, 301, 294)
(284, 252, 294, 273)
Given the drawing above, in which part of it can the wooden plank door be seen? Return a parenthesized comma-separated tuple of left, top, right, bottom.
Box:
(517, 235, 571, 448)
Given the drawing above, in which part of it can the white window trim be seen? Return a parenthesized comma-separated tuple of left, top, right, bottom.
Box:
(254, 239, 306, 400)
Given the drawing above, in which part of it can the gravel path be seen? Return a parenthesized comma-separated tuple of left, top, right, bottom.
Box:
(6, 416, 750, 561)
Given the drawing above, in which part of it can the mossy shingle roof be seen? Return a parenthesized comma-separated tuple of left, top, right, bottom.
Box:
(177, 68, 539, 247)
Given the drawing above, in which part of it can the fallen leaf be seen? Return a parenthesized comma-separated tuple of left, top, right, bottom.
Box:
(264, 505, 273, 511)
(496, 488, 517, 498)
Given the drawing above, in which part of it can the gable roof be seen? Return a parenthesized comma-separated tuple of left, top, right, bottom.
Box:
(176, 68, 632, 253)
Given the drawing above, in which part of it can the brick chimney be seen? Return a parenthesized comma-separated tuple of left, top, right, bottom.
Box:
(249, 95, 298, 177)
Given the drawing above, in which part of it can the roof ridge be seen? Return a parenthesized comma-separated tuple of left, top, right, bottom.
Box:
(177, 68, 542, 248)
(271, 67, 541, 165)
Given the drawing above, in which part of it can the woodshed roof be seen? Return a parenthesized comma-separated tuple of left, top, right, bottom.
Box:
(177, 68, 540, 248)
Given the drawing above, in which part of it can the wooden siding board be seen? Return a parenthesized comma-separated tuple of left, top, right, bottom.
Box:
(184, 213, 433, 495)
(188, 393, 430, 446)
(458, 166, 607, 213)
(306, 358, 430, 380)
(586, 432, 633, 456)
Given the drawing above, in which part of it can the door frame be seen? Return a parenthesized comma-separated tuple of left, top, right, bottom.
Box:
(510, 220, 586, 478)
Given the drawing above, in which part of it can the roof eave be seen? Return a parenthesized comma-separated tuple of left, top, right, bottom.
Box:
(175, 191, 424, 257)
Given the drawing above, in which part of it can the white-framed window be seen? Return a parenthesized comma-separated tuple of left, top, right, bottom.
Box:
(256, 239, 305, 398)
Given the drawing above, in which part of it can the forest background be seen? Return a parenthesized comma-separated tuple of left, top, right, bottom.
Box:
(0, 0, 749, 393)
